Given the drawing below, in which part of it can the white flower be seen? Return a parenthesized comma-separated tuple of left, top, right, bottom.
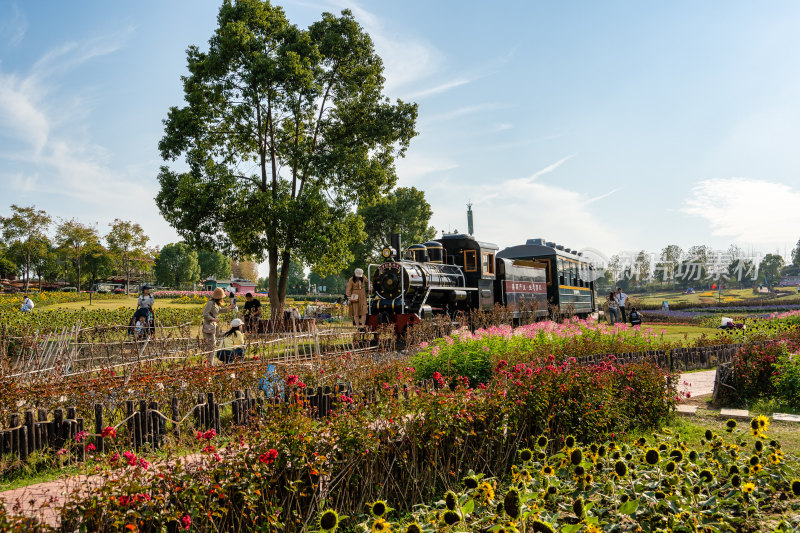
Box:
(156, 382, 165, 390)
(229, 373, 236, 380)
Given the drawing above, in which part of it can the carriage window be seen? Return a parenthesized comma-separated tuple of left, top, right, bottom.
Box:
(463, 250, 478, 272)
(482, 252, 495, 275)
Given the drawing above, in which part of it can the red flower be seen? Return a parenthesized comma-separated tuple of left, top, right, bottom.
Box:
(85, 443, 96, 452)
(286, 375, 299, 386)
(203, 429, 217, 440)
(259, 448, 278, 464)
(181, 514, 192, 529)
(101, 426, 117, 439)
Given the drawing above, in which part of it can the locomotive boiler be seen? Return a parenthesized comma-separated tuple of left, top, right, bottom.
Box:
(366, 233, 558, 334)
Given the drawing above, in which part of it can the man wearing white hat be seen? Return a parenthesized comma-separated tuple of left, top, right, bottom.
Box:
(345, 267, 368, 328)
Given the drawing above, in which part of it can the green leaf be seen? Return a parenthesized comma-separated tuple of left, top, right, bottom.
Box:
(461, 499, 474, 515)
(619, 499, 639, 514)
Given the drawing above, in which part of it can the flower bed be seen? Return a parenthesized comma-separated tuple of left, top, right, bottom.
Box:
(342, 417, 800, 533)
(0, 352, 678, 531)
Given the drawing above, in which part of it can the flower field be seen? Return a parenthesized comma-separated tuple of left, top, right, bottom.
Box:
(1, 309, 799, 531)
(344, 417, 800, 533)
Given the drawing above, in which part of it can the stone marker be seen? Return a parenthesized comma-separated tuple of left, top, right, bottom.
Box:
(676, 405, 698, 414)
(719, 408, 749, 419)
(773, 413, 800, 423)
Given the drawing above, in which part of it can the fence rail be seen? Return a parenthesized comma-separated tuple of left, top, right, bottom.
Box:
(0, 340, 754, 467)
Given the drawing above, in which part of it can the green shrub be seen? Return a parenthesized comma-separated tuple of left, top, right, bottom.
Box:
(773, 349, 800, 408)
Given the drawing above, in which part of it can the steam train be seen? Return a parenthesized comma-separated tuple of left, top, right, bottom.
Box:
(366, 234, 597, 334)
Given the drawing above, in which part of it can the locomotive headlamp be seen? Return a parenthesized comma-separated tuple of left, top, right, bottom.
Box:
(381, 247, 395, 259)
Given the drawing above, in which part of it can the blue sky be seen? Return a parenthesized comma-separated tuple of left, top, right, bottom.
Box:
(2, 0, 800, 274)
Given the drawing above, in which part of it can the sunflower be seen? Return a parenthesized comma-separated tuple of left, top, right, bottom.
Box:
(699, 469, 713, 483)
(463, 476, 479, 490)
(541, 465, 554, 477)
(370, 500, 390, 518)
(403, 523, 422, 533)
(669, 449, 684, 462)
(570, 448, 583, 466)
(531, 520, 556, 533)
(614, 460, 627, 477)
(749, 455, 760, 466)
(519, 448, 534, 463)
(665, 461, 676, 473)
(790, 479, 800, 497)
(536, 435, 548, 448)
(754, 440, 764, 453)
(584, 525, 602, 533)
(318, 509, 339, 531)
(726, 419, 737, 431)
(442, 511, 460, 526)
(444, 491, 458, 511)
(504, 488, 521, 519)
(751, 464, 762, 473)
(584, 473, 593, 484)
(477, 481, 495, 503)
(564, 435, 576, 448)
(645, 448, 660, 465)
(742, 482, 755, 494)
(371, 518, 390, 533)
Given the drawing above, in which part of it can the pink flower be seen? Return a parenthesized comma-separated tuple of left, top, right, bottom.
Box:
(203, 429, 216, 440)
(56, 448, 67, 456)
(101, 426, 117, 439)
(109, 452, 119, 462)
(286, 375, 299, 386)
(138, 458, 150, 470)
(181, 514, 192, 529)
(85, 443, 96, 452)
(75, 430, 87, 443)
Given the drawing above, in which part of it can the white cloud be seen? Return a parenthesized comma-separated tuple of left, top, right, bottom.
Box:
(395, 152, 459, 186)
(0, 3, 26, 46)
(423, 103, 507, 124)
(428, 156, 625, 254)
(684, 177, 800, 245)
(402, 77, 476, 100)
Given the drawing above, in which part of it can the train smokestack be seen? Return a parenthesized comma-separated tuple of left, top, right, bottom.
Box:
(390, 233, 401, 261)
(467, 202, 474, 236)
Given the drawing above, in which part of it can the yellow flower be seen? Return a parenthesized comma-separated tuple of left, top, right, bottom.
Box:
(584, 525, 602, 533)
(477, 481, 495, 503)
(372, 518, 391, 532)
(541, 465, 554, 477)
(769, 454, 780, 465)
(742, 482, 755, 494)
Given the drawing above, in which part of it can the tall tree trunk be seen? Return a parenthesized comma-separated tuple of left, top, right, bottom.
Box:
(267, 245, 280, 319)
(278, 250, 291, 310)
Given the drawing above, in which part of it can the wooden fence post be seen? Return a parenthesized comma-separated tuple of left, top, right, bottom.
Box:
(171, 396, 180, 439)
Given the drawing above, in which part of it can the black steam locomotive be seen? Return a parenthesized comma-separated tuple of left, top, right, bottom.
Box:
(366, 234, 597, 334)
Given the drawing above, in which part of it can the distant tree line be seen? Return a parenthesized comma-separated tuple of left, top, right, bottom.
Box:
(597, 241, 800, 293)
(0, 205, 260, 292)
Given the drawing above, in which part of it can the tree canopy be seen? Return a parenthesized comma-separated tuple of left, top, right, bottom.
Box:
(154, 243, 201, 289)
(155, 0, 417, 314)
(344, 186, 435, 276)
(55, 219, 99, 292)
(106, 219, 150, 293)
(1, 205, 52, 292)
(197, 250, 232, 280)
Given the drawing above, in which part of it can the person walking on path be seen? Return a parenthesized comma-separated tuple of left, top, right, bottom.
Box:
(616, 287, 629, 323)
(203, 287, 232, 364)
(606, 292, 619, 324)
(346, 268, 368, 328)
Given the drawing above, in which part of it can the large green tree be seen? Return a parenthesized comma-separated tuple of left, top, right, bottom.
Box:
(197, 250, 232, 280)
(1, 205, 52, 292)
(759, 253, 785, 287)
(106, 219, 150, 294)
(792, 238, 800, 268)
(55, 219, 99, 292)
(344, 186, 436, 275)
(155, 1, 417, 315)
(154, 243, 201, 289)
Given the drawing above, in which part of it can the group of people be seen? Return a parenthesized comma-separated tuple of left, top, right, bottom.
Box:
(604, 287, 642, 326)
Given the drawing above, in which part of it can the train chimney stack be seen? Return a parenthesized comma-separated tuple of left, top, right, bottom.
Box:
(467, 202, 474, 236)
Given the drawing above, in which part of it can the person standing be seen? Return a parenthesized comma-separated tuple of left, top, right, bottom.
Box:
(229, 285, 238, 310)
(242, 292, 262, 333)
(203, 287, 230, 364)
(616, 288, 629, 323)
(607, 292, 619, 324)
(345, 268, 368, 328)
